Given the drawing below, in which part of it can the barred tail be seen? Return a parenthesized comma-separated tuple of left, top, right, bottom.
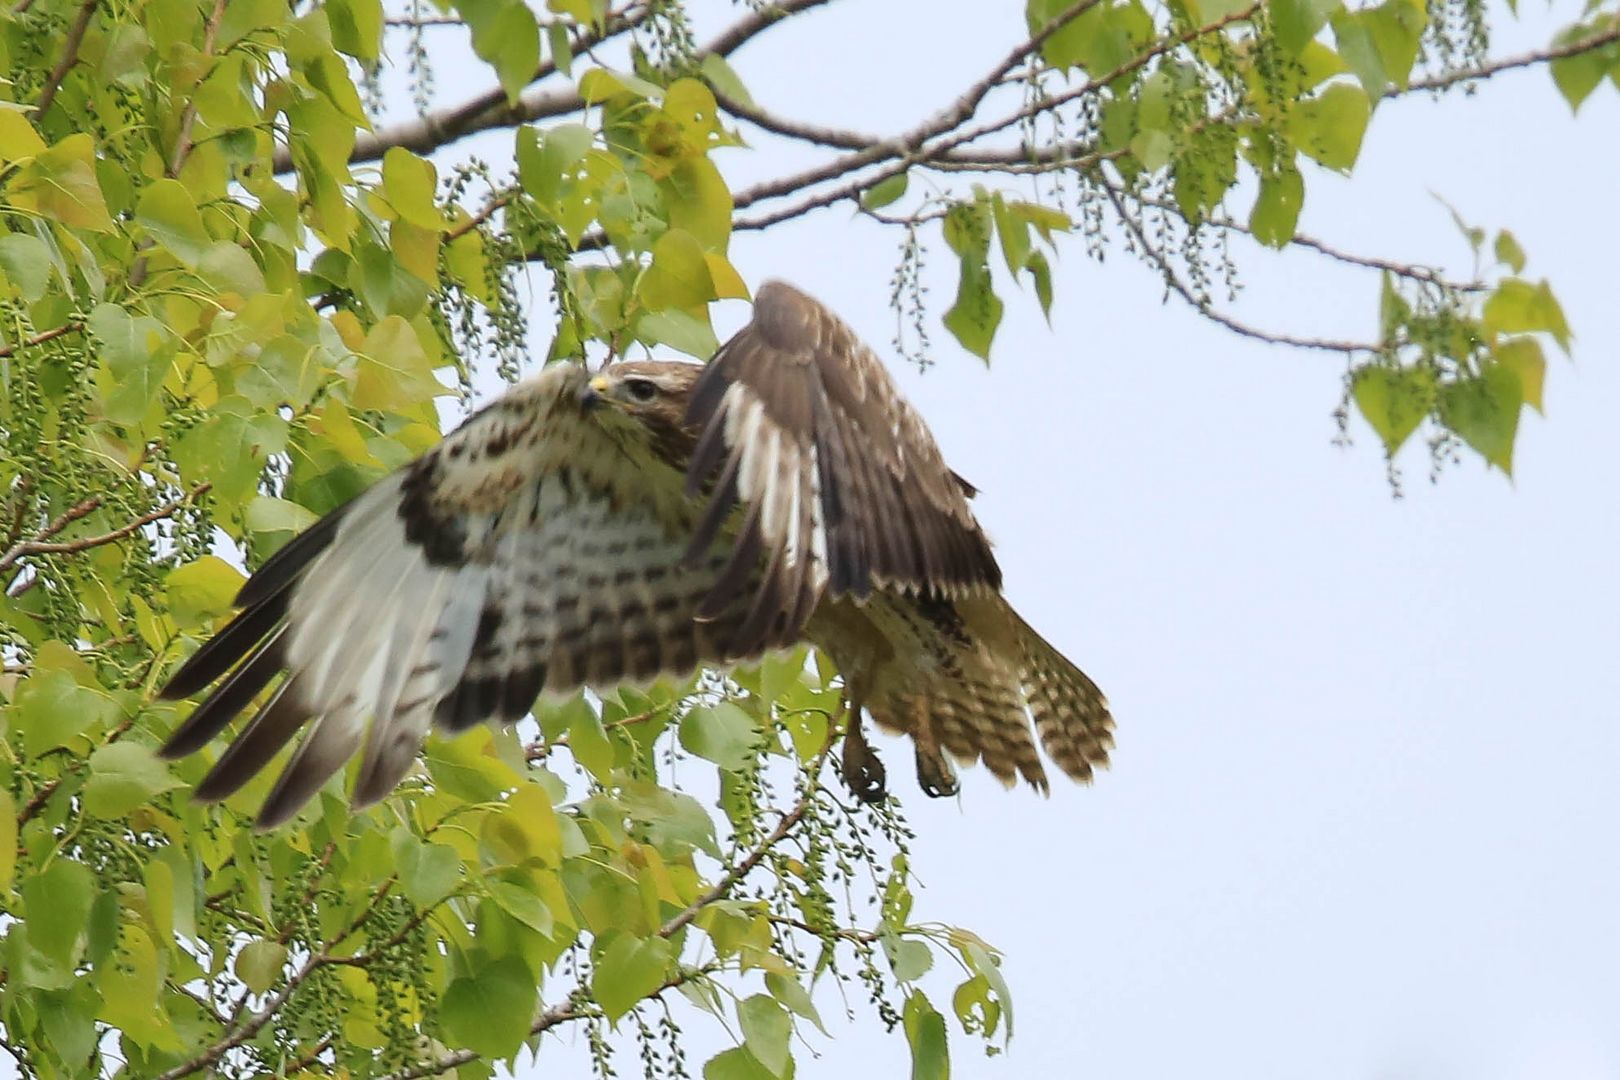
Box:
(1014, 613, 1114, 784)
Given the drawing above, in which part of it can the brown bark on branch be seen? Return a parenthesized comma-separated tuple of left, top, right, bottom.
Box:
(272, 0, 835, 176)
(30, 0, 96, 120)
(0, 483, 210, 582)
(1394, 17, 1620, 95)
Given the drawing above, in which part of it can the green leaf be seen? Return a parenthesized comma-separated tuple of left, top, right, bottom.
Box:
(1249, 164, 1303, 248)
(234, 939, 288, 995)
(1288, 82, 1370, 172)
(392, 833, 462, 906)
(136, 178, 212, 265)
(198, 242, 268, 296)
(88, 303, 172, 426)
(592, 934, 673, 1022)
(1494, 336, 1546, 414)
(492, 3, 541, 105)
(1271, 0, 1342, 54)
(235, 334, 323, 410)
(990, 194, 1031, 277)
(98, 924, 180, 1051)
(243, 496, 319, 536)
(861, 172, 909, 211)
(490, 880, 555, 935)
(885, 936, 933, 982)
(943, 259, 1004, 361)
(354, 316, 443, 410)
(21, 860, 95, 964)
(1438, 363, 1523, 473)
(440, 956, 540, 1057)
(1483, 278, 1572, 354)
(1493, 230, 1526, 274)
(15, 134, 114, 231)
(1351, 364, 1434, 455)
(1331, 0, 1424, 96)
(701, 53, 754, 107)
(902, 992, 950, 1080)
(1549, 24, 1611, 111)
(15, 669, 120, 755)
(961, 940, 1014, 1037)
(942, 199, 1004, 360)
(637, 308, 721, 359)
(952, 974, 1002, 1038)
(327, 0, 382, 61)
(705, 1047, 785, 1080)
(82, 741, 182, 817)
(382, 147, 442, 229)
(641, 229, 716, 309)
(166, 556, 245, 628)
(766, 972, 828, 1035)
(679, 701, 761, 772)
(1024, 250, 1055, 322)
(0, 232, 54, 301)
(738, 995, 791, 1076)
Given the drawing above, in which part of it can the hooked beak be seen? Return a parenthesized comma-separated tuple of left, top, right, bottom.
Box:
(579, 374, 611, 411)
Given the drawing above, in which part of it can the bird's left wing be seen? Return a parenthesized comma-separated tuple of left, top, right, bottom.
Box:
(681, 280, 1002, 654)
(159, 363, 752, 828)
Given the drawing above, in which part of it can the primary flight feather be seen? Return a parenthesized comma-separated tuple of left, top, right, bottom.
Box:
(158, 280, 1113, 827)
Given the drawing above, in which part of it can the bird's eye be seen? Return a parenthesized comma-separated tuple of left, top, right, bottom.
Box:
(623, 377, 658, 404)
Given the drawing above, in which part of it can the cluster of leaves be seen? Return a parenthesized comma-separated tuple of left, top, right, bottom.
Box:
(850, 0, 1597, 474)
(0, 0, 1010, 1075)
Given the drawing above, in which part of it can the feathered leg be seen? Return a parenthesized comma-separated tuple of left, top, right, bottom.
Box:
(910, 696, 959, 798)
(840, 687, 887, 803)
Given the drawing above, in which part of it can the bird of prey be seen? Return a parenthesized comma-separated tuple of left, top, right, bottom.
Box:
(158, 280, 1113, 828)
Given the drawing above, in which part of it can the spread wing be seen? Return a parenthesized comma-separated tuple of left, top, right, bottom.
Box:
(159, 363, 754, 829)
(683, 279, 1001, 653)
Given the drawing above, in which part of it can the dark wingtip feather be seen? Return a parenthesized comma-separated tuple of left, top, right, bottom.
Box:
(235, 502, 346, 609)
(159, 634, 286, 760)
(192, 681, 311, 803)
(158, 590, 288, 701)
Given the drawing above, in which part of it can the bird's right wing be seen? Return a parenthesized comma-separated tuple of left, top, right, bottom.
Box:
(159, 363, 751, 829)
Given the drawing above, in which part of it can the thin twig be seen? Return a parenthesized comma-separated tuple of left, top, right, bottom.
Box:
(658, 794, 811, 939)
(0, 320, 86, 359)
(277, 0, 835, 175)
(168, 0, 230, 176)
(0, 494, 103, 572)
(0, 483, 210, 578)
(1396, 17, 1620, 95)
(273, 1, 658, 174)
(30, 0, 97, 120)
(1103, 179, 1377, 353)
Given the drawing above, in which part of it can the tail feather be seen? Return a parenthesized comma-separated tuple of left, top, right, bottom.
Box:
(1014, 613, 1113, 784)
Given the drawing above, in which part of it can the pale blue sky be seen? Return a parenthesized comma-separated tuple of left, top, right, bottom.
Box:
(638, 3, 1620, 1077)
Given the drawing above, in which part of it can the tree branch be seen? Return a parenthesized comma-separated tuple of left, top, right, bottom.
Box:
(0, 320, 86, 359)
(0, 483, 210, 583)
(168, 0, 230, 176)
(273, 0, 835, 176)
(30, 0, 97, 120)
(1103, 178, 1378, 353)
(637, 1, 1254, 240)
(1394, 17, 1620, 95)
(1125, 191, 1486, 292)
(658, 792, 812, 939)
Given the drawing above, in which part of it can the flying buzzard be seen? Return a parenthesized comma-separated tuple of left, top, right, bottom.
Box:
(158, 280, 1113, 827)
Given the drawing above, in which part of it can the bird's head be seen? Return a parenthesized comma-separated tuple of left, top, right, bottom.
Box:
(579, 359, 705, 459)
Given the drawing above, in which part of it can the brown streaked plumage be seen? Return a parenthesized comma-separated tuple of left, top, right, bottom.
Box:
(157, 280, 1112, 827)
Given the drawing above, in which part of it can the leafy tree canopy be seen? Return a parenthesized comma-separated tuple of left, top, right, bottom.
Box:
(0, 0, 1609, 1075)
